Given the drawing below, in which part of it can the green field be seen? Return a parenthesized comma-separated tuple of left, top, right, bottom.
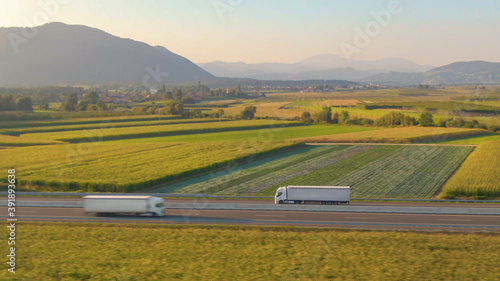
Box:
(0, 141, 298, 192)
(155, 145, 473, 198)
(437, 133, 500, 145)
(154, 145, 355, 194)
(272, 146, 474, 198)
(5, 223, 499, 280)
(297, 127, 486, 143)
(0, 118, 228, 135)
(0, 114, 180, 129)
(23, 120, 298, 142)
(0, 134, 64, 146)
(440, 141, 500, 198)
(111, 125, 378, 143)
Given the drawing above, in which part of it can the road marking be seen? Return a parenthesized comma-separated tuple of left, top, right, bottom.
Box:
(344, 217, 377, 220)
(254, 215, 286, 217)
(437, 219, 472, 222)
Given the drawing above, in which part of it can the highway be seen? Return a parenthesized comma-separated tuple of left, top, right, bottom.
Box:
(2, 197, 500, 231)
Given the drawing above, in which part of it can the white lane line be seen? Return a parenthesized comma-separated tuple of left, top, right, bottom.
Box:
(437, 219, 472, 222)
(344, 217, 377, 220)
(254, 215, 286, 217)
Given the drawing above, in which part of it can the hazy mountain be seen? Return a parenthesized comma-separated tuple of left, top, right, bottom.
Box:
(198, 54, 434, 81)
(363, 61, 500, 85)
(0, 22, 214, 85)
(298, 54, 435, 73)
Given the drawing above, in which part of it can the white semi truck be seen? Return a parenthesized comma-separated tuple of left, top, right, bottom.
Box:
(83, 195, 165, 216)
(275, 186, 350, 205)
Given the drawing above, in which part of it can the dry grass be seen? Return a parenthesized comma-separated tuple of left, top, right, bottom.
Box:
(223, 102, 305, 118)
(312, 99, 360, 106)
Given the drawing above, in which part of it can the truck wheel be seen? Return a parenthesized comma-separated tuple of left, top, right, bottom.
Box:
(279, 200, 284, 204)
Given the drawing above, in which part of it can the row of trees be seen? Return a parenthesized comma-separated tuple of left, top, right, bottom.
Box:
(0, 95, 33, 112)
(299, 108, 495, 130)
(62, 92, 108, 112)
(300, 107, 435, 127)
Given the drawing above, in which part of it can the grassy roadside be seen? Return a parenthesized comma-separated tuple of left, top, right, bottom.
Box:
(3, 222, 499, 280)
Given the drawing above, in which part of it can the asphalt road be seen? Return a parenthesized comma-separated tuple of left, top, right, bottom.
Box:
(6, 197, 500, 208)
(2, 205, 499, 232)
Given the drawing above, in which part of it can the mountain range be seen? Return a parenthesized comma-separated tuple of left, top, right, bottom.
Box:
(0, 22, 498, 86)
(0, 22, 214, 85)
(362, 61, 500, 85)
(197, 55, 435, 81)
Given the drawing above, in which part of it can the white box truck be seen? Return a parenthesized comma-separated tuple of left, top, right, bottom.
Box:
(83, 195, 164, 216)
(275, 186, 350, 205)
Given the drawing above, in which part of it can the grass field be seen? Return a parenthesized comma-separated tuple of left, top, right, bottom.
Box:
(296, 127, 486, 143)
(5, 223, 499, 280)
(0, 134, 64, 146)
(436, 133, 500, 145)
(0, 114, 180, 129)
(111, 125, 378, 143)
(440, 141, 500, 198)
(0, 118, 227, 135)
(154, 145, 473, 198)
(23, 120, 297, 143)
(217, 101, 305, 118)
(0, 141, 298, 192)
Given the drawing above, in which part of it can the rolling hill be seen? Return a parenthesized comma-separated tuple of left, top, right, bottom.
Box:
(363, 61, 500, 85)
(0, 22, 215, 85)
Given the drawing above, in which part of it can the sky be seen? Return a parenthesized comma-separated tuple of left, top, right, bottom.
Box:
(0, 0, 499, 66)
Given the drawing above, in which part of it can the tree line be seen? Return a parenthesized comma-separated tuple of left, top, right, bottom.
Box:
(299, 106, 496, 131)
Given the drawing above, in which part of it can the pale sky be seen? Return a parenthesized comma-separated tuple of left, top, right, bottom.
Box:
(1, 0, 499, 66)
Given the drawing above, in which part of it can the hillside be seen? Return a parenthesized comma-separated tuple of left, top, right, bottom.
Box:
(198, 55, 434, 81)
(364, 61, 500, 85)
(0, 22, 215, 85)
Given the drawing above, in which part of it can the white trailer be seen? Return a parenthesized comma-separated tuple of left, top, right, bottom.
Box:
(83, 195, 164, 216)
(275, 186, 350, 205)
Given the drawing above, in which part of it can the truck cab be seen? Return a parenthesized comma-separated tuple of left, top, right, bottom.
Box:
(149, 197, 165, 216)
(275, 186, 286, 204)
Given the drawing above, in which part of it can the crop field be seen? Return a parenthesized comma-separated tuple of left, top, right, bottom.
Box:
(219, 102, 305, 118)
(437, 133, 500, 145)
(154, 145, 360, 194)
(6, 223, 499, 280)
(155, 145, 473, 198)
(0, 134, 64, 146)
(0, 118, 227, 135)
(440, 141, 500, 198)
(296, 127, 486, 143)
(0, 141, 298, 192)
(111, 125, 378, 143)
(266, 146, 474, 198)
(0, 114, 179, 129)
(23, 120, 297, 143)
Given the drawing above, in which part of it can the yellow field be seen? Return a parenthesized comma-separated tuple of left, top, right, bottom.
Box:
(312, 99, 360, 106)
(222, 102, 305, 118)
(0, 141, 297, 192)
(23, 120, 294, 142)
(440, 141, 500, 198)
(0, 134, 64, 146)
(295, 127, 486, 143)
